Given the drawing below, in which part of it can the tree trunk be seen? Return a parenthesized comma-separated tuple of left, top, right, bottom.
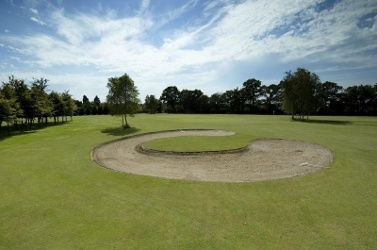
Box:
(7, 121, 11, 135)
(124, 114, 129, 128)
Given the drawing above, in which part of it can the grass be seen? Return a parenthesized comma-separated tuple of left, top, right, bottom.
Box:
(143, 135, 249, 152)
(0, 114, 376, 249)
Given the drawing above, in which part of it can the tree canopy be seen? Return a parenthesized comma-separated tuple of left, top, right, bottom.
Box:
(281, 68, 322, 119)
(0, 75, 77, 135)
(2, 66, 375, 134)
(106, 73, 140, 128)
(143, 69, 375, 116)
(160, 86, 180, 113)
(144, 95, 160, 114)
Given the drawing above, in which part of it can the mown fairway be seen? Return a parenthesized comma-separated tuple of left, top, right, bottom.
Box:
(1, 114, 376, 249)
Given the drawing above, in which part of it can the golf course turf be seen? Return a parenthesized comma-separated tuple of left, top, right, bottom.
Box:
(1, 114, 376, 249)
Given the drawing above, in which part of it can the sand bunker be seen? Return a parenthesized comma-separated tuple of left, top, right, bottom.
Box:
(91, 130, 332, 182)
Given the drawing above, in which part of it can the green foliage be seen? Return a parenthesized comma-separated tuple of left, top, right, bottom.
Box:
(344, 84, 376, 115)
(144, 94, 160, 114)
(0, 95, 18, 133)
(209, 93, 227, 113)
(75, 95, 109, 115)
(0, 75, 77, 133)
(106, 73, 140, 128)
(152, 75, 375, 116)
(61, 91, 77, 121)
(243, 78, 262, 112)
(317, 81, 344, 115)
(93, 95, 100, 106)
(180, 89, 206, 113)
(49, 91, 64, 122)
(31, 78, 53, 124)
(160, 86, 180, 113)
(282, 68, 322, 119)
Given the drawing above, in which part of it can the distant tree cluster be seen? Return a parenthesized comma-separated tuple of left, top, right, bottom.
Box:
(0, 75, 77, 133)
(2, 67, 375, 135)
(74, 95, 110, 116)
(143, 94, 163, 114)
(1, 73, 142, 133)
(149, 68, 376, 117)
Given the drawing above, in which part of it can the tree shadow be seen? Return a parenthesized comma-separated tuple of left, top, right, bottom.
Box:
(0, 121, 68, 141)
(101, 127, 140, 137)
(0, 129, 36, 141)
(292, 118, 351, 125)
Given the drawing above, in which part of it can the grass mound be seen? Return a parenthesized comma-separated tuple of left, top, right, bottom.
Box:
(143, 135, 248, 152)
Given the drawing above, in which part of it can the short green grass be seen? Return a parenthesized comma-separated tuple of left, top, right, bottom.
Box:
(143, 135, 249, 152)
(1, 114, 376, 249)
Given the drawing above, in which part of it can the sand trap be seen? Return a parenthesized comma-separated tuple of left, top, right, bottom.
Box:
(91, 129, 332, 182)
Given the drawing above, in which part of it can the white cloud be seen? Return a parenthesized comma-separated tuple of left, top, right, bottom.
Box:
(138, 0, 150, 15)
(30, 17, 46, 26)
(30, 8, 38, 14)
(50, 9, 152, 45)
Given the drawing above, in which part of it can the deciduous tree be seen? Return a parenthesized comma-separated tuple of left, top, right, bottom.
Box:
(261, 83, 282, 114)
(0, 93, 19, 134)
(49, 91, 64, 123)
(144, 95, 159, 114)
(318, 81, 344, 115)
(160, 86, 180, 113)
(31, 78, 52, 124)
(106, 73, 140, 128)
(242, 78, 261, 113)
(61, 91, 77, 121)
(209, 93, 226, 113)
(180, 89, 204, 113)
(281, 68, 321, 119)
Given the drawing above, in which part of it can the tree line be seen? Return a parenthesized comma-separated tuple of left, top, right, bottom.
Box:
(0, 74, 138, 133)
(74, 95, 110, 116)
(0, 76, 77, 133)
(144, 68, 376, 117)
(2, 67, 376, 133)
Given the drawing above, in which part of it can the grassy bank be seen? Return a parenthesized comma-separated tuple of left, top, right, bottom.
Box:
(1, 114, 376, 249)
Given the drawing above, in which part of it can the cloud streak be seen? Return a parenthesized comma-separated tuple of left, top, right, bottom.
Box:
(30, 16, 46, 26)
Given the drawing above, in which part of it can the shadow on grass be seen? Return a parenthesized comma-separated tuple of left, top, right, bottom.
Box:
(101, 127, 140, 137)
(292, 118, 352, 125)
(0, 122, 68, 141)
(0, 129, 36, 141)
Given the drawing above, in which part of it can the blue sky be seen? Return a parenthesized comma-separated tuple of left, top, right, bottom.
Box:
(0, 0, 376, 102)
